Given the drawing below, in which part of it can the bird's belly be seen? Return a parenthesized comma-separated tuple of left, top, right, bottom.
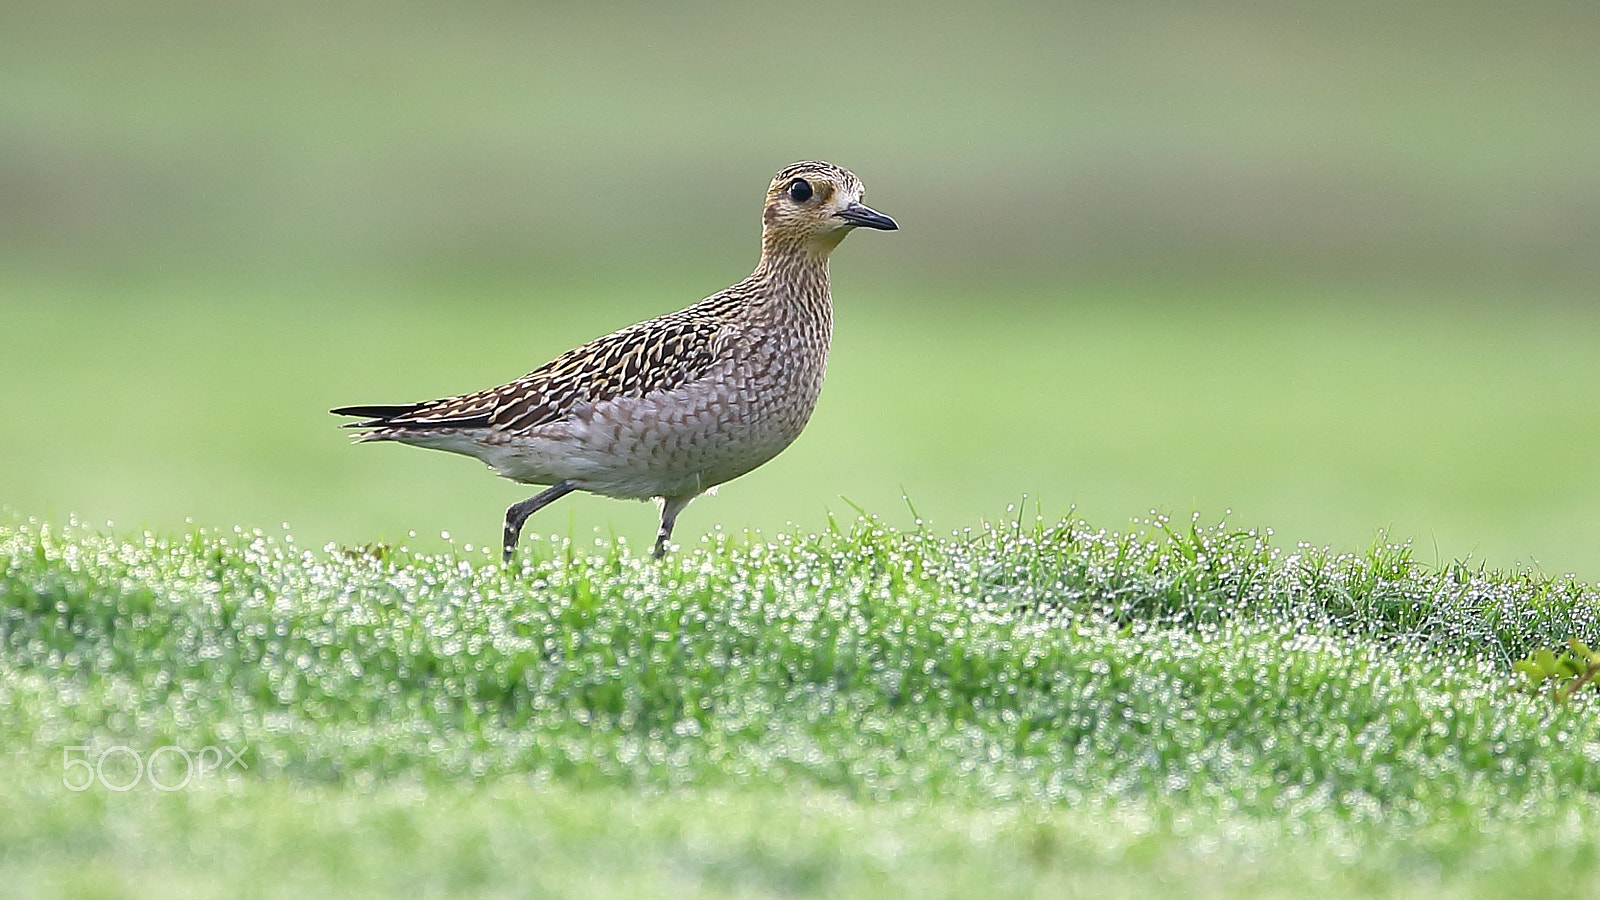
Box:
(486, 360, 822, 498)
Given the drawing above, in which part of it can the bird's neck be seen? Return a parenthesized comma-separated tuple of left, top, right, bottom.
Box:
(752, 237, 834, 312)
(743, 240, 834, 378)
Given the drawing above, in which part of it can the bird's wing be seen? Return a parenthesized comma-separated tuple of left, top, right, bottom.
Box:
(333, 298, 741, 433)
(486, 313, 726, 431)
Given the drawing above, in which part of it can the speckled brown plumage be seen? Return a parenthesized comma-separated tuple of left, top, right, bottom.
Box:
(333, 161, 896, 561)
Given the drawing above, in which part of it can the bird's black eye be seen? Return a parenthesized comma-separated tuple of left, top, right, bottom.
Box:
(787, 178, 813, 203)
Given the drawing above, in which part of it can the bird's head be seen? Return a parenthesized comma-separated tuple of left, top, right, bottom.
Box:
(760, 161, 897, 258)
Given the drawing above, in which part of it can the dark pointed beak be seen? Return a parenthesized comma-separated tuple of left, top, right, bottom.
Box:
(836, 201, 898, 231)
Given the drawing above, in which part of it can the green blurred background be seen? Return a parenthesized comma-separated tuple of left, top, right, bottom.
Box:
(3, 1, 1598, 576)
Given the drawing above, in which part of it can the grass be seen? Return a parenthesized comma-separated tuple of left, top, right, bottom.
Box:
(5, 511, 1600, 896)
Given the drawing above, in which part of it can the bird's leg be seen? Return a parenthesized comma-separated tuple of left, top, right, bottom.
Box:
(653, 495, 695, 559)
(503, 481, 578, 563)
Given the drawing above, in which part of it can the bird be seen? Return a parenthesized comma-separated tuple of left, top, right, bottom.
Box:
(332, 161, 897, 562)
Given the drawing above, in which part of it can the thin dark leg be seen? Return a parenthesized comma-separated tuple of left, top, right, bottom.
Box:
(503, 481, 578, 563)
(653, 495, 694, 559)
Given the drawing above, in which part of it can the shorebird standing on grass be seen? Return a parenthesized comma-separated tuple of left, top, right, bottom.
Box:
(333, 161, 897, 561)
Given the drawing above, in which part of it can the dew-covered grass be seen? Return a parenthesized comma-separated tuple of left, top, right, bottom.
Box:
(4, 512, 1600, 897)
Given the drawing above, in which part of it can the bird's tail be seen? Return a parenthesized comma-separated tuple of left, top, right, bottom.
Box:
(330, 403, 427, 429)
